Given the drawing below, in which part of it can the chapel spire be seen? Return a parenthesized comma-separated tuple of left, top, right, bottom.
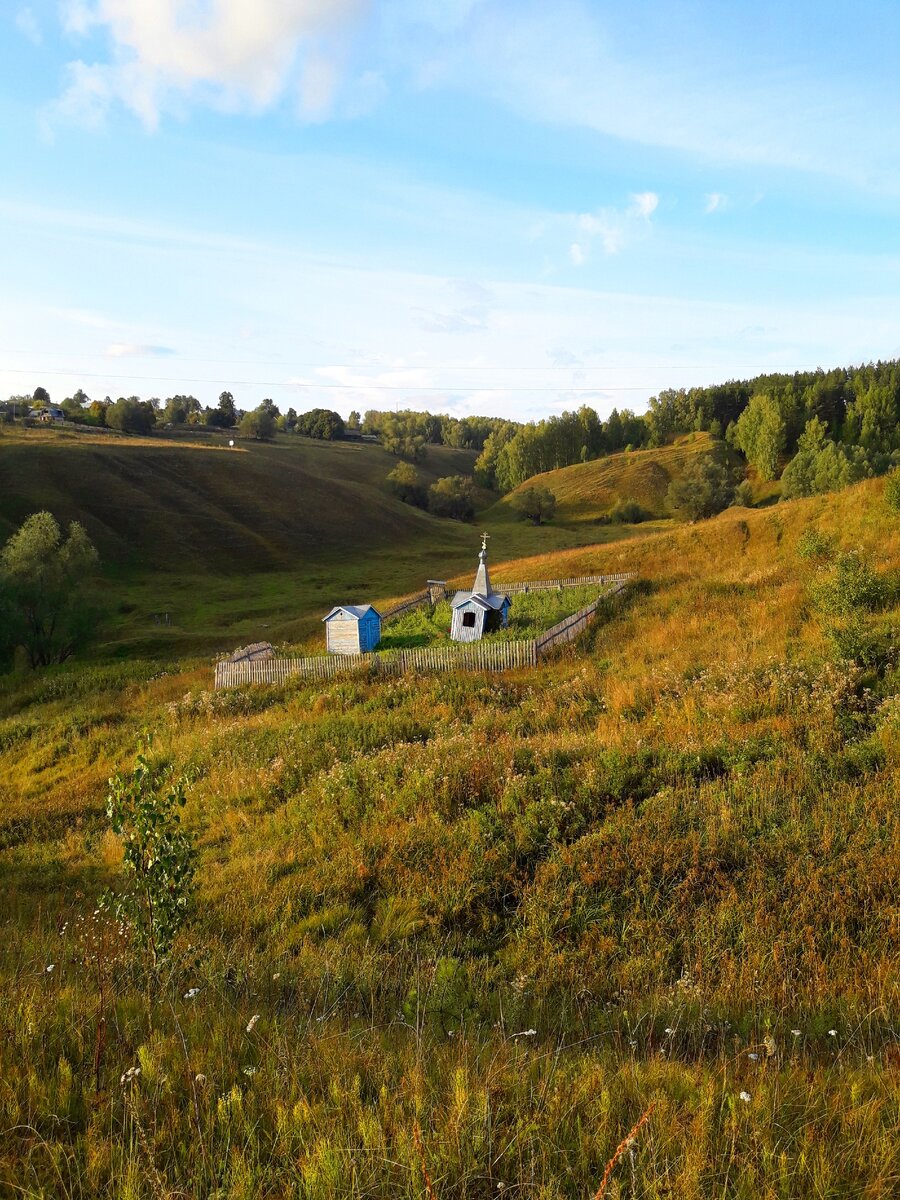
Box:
(472, 531, 491, 597)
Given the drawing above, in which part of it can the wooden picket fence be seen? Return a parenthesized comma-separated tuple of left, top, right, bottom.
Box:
(214, 638, 537, 689)
(534, 579, 630, 656)
(381, 589, 431, 621)
(498, 572, 632, 595)
(379, 572, 633, 624)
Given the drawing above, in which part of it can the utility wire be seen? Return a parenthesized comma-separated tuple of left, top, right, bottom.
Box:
(0, 367, 665, 392)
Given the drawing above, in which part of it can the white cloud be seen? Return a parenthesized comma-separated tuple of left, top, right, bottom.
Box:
(53, 0, 370, 128)
(705, 192, 729, 214)
(570, 192, 658, 262)
(61, 1, 94, 35)
(15, 6, 41, 44)
(631, 191, 659, 218)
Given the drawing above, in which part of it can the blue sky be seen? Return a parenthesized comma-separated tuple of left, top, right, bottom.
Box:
(2, 0, 900, 420)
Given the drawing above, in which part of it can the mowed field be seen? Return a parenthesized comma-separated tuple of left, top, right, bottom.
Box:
(0, 426, 482, 572)
(1, 474, 898, 1197)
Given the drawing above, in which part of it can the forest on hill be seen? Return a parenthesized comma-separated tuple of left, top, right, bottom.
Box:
(9, 356, 900, 510)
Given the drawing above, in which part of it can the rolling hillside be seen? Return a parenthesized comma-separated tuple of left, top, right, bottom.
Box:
(0, 426, 672, 655)
(1, 474, 898, 1197)
(495, 431, 722, 524)
(0, 426, 479, 572)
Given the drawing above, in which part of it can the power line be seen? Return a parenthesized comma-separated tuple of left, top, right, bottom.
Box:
(0, 366, 662, 393)
(0, 349, 806, 372)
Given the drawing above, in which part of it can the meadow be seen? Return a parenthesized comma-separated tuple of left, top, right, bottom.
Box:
(1, 458, 898, 1197)
(0, 426, 666, 657)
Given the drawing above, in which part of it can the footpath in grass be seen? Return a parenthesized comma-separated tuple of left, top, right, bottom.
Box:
(377, 583, 605, 649)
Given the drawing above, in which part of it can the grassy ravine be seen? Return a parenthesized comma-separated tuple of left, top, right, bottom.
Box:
(1, 477, 900, 1198)
(0, 427, 683, 656)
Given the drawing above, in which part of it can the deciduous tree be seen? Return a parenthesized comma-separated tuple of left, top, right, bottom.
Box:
(511, 485, 557, 525)
(0, 512, 99, 668)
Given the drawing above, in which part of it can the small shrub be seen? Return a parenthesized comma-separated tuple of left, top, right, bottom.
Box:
(666, 450, 737, 520)
(885, 469, 900, 513)
(731, 479, 754, 507)
(387, 461, 428, 509)
(427, 476, 475, 521)
(797, 529, 835, 561)
(810, 551, 884, 617)
(102, 739, 197, 970)
(608, 498, 651, 524)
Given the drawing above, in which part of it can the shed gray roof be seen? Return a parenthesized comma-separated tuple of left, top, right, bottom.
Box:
(227, 641, 274, 663)
(451, 590, 509, 611)
(322, 604, 381, 622)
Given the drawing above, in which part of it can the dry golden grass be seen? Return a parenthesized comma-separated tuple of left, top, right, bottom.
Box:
(0, 473, 898, 1197)
(497, 432, 716, 523)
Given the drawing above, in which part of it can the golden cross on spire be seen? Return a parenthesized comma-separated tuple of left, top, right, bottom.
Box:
(480, 531, 490, 551)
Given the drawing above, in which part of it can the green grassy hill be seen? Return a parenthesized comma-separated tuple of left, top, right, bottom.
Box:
(496, 431, 719, 524)
(0, 426, 479, 572)
(1, 475, 898, 1197)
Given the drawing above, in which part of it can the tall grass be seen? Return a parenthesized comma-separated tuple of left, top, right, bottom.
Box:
(1, 476, 899, 1197)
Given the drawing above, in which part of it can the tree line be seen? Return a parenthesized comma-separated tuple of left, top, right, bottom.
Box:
(8, 357, 900, 499)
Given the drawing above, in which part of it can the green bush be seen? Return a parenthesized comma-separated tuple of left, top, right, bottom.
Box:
(885, 469, 900, 513)
(810, 551, 884, 617)
(797, 528, 835, 561)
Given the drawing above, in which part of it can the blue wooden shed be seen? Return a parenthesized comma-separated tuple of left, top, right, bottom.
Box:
(323, 604, 382, 655)
(450, 535, 510, 642)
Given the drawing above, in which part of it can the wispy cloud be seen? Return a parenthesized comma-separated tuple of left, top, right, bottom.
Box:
(15, 6, 41, 44)
(429, 1, 900, 189)
(705, 192, 729, 214)
(569, 192, 658, 265)
(106, 343, 175, 358)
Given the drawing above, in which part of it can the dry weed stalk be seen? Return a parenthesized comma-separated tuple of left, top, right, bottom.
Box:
(413, 1119, 438, 1200)
(592, 1101, 657, 1199)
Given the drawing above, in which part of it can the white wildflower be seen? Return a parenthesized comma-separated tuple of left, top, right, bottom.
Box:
(246, 1014, 260, 1033)
(791, 1029, 801, 1037)
(183, 987, 200, 1000)
(739, 1090, 751, 1103)
(45, 964, 56, 973)
(242, 1066, 256, 1077)
(664, 1027, 674, 1035)
(747, 1052, 759, 1061)
(828, 1029, 837, 1037)
(120, 1066, 141, 1087)
(195, 1073, 207, 1085)
(512, 1029, 537, 1038)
